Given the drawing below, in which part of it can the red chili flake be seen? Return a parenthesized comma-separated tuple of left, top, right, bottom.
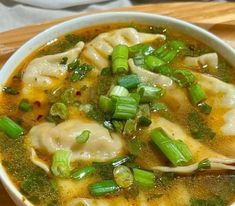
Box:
(76, 91, 81, 96)
(37, 115, 43, 121)
(34, 101, 41, 107)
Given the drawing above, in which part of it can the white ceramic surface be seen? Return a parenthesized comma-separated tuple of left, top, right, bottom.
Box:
(0, 12, 235, 206)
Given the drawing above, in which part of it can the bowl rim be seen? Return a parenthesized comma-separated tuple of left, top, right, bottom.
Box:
(0, 11, 235, 206)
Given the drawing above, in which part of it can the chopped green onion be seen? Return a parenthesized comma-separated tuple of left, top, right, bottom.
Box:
(50, 102, 68, 120)
(173, 139, 192, 163)
(150, 102, 168, 112)
(133, 168, 155, 187)
(123, 119, 137, 136)
(67, 58, 80, 71)
(60, 88, 76, 105)
(173, 69, 196, 87)
(161, 50, 178, 63)
(133, 55, 145, 66)
(70, 63, 93, 82)
(151, 127, 192, 166)
(129, 93, 141, 104)
(89, 180, 119, 196)
(111, 155, 131, 167)
(51, 150, 71, 178)
(137, 104, 152, 127)
(128, 137, 143, 156)
(112, 44, 129, 74)
(113, 165, 133, 188)
(0, 116, 24, 139)
(145, 55, 165, 70)
(187, 112, 215, 139)
(2, 86, 19, 95)
(198, 102, 212, 114)
(71, 166, 96, 180)
(113, 96, 137, 120)
(118, 74, 140, 89)
(99, 95, 114, 113)
(101, 67, 112, 76)
(129, 44, 145, 54)
(154, 65, 173, 77)
(197, 159, 211, 171)
(18, 99, 32, 112)
(141, 45, 155, 56)
(154, 44, 167, 56)
(112, 120, 124, 133)
(110, 85, 129, 97)
(169, 40, 186, 51)
(188, 83, 206, 105)
(129, 44, 154, 56)
(76, 130, 91, 144)
(137, 83, 164, 103)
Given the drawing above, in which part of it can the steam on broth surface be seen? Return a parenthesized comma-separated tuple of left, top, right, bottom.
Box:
(1, 23, 235, 206)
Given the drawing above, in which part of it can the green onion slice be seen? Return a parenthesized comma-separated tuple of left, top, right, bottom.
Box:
(89, 180, 119, 196)
(51, 150, 71, 178)
(99, 95, 114, 113)
(76, 130, 91, 144)
(71, 166, 96, 180)
(0, 116, 24, 139)
(110, 85, 129, 97)
(133, 168, 155, 187)
(18, 99, 32, 112)
(113, 165, 133, 188)
(188, 83, 206, 105)
(112, 44, 129, 74)
(173, 69, 196, 87)
(118, 74, 140, 89)
(112, 96, 137, 120)
(150, 127, 192, 166)
(50, 102, 68, 120)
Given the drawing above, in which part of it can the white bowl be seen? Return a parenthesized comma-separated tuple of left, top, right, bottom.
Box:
(0, 12, 235, 206)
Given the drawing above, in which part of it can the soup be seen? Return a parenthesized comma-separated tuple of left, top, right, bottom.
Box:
(1, 23, 235, 206)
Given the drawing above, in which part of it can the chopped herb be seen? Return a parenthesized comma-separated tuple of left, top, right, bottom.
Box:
(190, 195, 227, 206)
(112, 120, 124, 133)
(68, 59, 80, 70)
(70, 64, 93, 82)
(18, 99, 32, 112)
(197, 159, 211, 171)
(2, 86, 19, 95)
(101, 67, 112, 76)
(187, 112, 215, 139)
(76, 130, 91, 144)
(128, 137, 143, 156)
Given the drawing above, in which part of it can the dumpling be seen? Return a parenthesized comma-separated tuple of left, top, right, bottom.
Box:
(29, 119, 124, 162)
(149, 116, 235, 173)
(195, 72, 235, 136)
(128, 58, 173, 88)
(23, 41, 84, 89)
(81, 28, 165, 69)
(183, 53, 218, 71)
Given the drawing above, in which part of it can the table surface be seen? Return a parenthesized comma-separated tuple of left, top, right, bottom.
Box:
(0, 2, 235, 205)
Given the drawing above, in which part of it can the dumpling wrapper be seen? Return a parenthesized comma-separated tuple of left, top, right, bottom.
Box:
(23, 41, 84, 88)
(183, 53, 218, 72)
(128, 58, 173, 88)
(195, 72, 235, 136)
(81, 28, 165, 69)
(29, 119, 124, 162)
